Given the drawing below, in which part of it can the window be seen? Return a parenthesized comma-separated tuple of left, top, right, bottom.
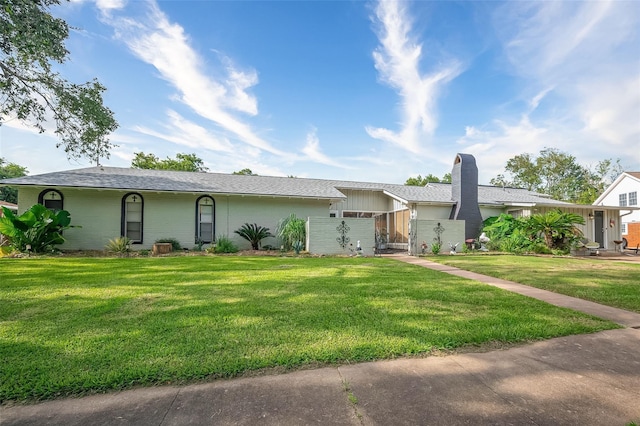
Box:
(622, 223, 627, 235)
(38, 189, 63, 211)
(121, 193, 143, 243)
(619, 193, 627, 207)
(196, 196, 215, 243)
(629, 191, 637, 206)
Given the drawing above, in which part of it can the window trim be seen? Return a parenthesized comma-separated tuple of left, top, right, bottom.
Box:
(38, 189, 64, 211)
(619, 193, 627, 207)
(121, 192, 144, 244)
(195, 195, 215, 244)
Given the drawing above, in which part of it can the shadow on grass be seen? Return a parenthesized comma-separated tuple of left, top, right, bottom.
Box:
(0, 256, 617, 402)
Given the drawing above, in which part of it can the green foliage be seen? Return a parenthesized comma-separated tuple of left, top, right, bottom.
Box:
(131, 152, 208, 172)
(482, 210, 584, 254)
(292, 240, 304, 255)
(483, 214, 522, 240)
(154, 237, 182, 251)
(431, 242, 441, 255)
(234, 223, 272, 250)
(0, 204, 73, 252)
(0, 158, 28, 203)
(490, 148, 623, 203)
(214, 235, 238, 253)
(232, 168, 257, 175)
(276, 213, 306, 251)
(0, 0, 118, 163)
(105, 236, 131, 254)
(526, 209, 584, 252)
(405, 173, 451, 186)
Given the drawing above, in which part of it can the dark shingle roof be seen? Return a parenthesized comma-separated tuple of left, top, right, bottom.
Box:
(0, 166, 571, 206)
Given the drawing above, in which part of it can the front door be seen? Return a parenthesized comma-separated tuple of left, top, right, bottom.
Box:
(594, 210, 605, 248)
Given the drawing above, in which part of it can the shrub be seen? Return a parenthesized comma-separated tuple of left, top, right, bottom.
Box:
(276, 214, 306, 251)
(155, 238, 181, 251)
(431, 242, 441, 255)
(482, 210, 584, 254)
(234, 223, 272, 250)
(214, 235, 238, 253)
(105, 236, 131, 254)
(0, 204, 75, 253)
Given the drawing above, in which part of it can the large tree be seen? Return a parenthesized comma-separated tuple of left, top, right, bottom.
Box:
(490, 148, 622, 203)
(131, 152, 208, 172)
(0, 157, 27, 203)
(0, 0, 118, 163)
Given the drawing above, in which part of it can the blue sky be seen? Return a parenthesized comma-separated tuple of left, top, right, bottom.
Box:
(1, 0, 639, 184)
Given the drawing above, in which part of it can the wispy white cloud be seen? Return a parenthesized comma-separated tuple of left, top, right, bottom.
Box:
(366, 0, 462, 154)
(301, 128, 350, 169)
(98, 0, 285, 157)
(456, 115, 555, 182)
(471, 0, 640, 171)
(132, 110, 235, 153)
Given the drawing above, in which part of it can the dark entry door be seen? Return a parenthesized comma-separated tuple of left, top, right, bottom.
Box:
(594, 210, 604, 248)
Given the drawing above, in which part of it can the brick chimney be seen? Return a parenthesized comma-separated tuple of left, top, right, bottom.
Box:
(449, 153, 483, 239)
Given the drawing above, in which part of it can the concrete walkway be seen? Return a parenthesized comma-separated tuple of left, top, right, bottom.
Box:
(389, 254, 640, 328)
(3, 257, 640, 425)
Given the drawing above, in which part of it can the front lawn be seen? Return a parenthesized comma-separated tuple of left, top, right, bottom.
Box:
(432, 255, 640, 313)
(0, 256, 616, 402)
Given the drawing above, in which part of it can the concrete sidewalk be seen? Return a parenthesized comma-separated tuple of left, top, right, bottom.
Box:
(3, 256, 640, 425)
(2, 329, 639, 425)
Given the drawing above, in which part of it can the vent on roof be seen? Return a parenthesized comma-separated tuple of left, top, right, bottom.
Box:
(449, 153, 483, 239)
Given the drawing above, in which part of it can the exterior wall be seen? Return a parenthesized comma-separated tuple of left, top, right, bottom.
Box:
(415, 205, 452, 220)
(626, 223, 640, 248)
(409, 219, 465, 255)
(333, 189, 391, 215)
(595, 175, 640, 222)
(219, 196, 328, 250)
(595, 175, 640, 248)
(307, 217, 375, 256)
(17, 186, 328, 250)
(480, 206, 507, 220)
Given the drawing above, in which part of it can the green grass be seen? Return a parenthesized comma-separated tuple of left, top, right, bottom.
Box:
(0, 256, 617, 402)
(432, 255, 640, 313)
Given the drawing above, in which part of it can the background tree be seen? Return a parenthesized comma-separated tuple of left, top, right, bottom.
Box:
(131, 152, 208, 172)
(405, 173, 451, 186)
(0, 0, 118, 163)
(490, 148, 622, 203)
(233, 168, 257, 176)
(0, 158, 28, 203)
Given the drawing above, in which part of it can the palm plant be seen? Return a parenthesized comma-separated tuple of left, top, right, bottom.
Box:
(234, 223, 272, 250)
(526, 209, 584, 250)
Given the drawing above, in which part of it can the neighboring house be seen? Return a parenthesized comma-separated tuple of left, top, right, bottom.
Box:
(0, 153, 628, 255)
(593, 172, 640, 249)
